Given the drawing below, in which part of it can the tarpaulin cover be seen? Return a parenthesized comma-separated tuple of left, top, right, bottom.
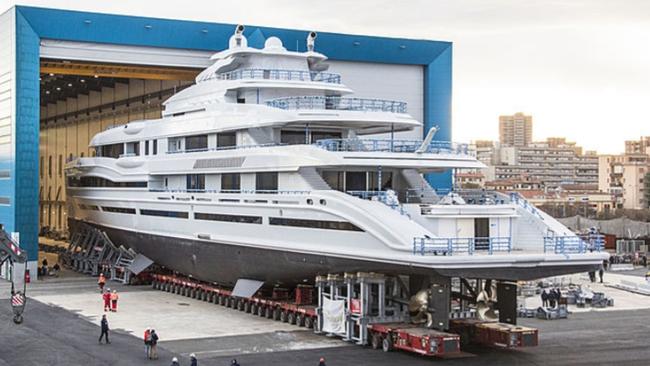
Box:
(322, 297, 346, 334)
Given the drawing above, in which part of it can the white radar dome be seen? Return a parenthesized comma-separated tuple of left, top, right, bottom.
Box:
(264, 37, 285, 51)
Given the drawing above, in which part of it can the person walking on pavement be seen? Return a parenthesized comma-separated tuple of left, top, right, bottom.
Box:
(98, 273, 106, 293)
(231, 359, 240, 366)
(149, 329, 159, 360)
(541, 289, 549, 308)
(190, 353, 198, 366)
(98, 314, 110, 344)
(110, 289, 119, 312)
(144, 327, 151, 359)
(598, 264, 604, 283)
(102, 288, 112, 312)
(318, 357, 327, 366)
(170, 357, 180, 366)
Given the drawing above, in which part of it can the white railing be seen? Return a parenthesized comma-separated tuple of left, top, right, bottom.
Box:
(266, 96, 407, 114)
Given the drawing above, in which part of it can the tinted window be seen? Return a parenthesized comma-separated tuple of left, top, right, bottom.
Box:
(102, 206, 136, 214)
(269, 217, 363, 232)
(281, 130, 306, 145)
(187, 174, 206, 191)
(186, 134, 208, 151)
(141, 209, 188, 219)
(217, 132, 236, 148)
(221, 173, 240, 191)
(256, 172, 278, 191)
(68, 176, 146, 188)
(100, 143, 125, 158)
(195, 212, 262, 224)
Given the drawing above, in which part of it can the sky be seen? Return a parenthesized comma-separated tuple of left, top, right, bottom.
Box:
(2, 0, 649, 154)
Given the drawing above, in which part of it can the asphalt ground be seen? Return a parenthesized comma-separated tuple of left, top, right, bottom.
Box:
(2, 272, 650, 365)
(2, 297, 650, 365)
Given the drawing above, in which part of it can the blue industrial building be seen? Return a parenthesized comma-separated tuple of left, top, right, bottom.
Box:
(0, 6, 452, 270)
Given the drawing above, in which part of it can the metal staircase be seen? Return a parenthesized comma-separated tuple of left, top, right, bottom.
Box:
(62, 223, 149, 284)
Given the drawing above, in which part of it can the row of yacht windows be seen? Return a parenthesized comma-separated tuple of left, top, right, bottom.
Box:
(68, 176, 147, 188)
(94, 129, 343, 158)
(70, 171, 392, 193)
(89, 205, 361, 231)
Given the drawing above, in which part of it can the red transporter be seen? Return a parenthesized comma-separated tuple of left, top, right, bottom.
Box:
(367, 323, 461, 357)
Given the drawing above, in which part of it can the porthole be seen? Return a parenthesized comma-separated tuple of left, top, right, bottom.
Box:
(319, 199, 326, 205)
(306, 199, 313, 205)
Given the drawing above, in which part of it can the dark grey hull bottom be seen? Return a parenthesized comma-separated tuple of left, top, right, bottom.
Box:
(70, 219, 598, 286)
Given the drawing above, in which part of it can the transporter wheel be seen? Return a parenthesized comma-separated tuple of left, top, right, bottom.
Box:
(304, 317, 314, 329)
(280, 311, 288, 323)
(265, 306, 273, 318)
(296, 314, 305, 327)
(371, 333, 383, 350)
(287, 312, 296, 325)
(238, 300, 246, 311)
(251, 303, 258, 314)
(244, 301, 252, 313)
(229, 298, 237, 309)
(219, 295, 226, 306)
(273, 308, 281, 321)
(382, 336, 393, 353)
(151, 280, 158, 289)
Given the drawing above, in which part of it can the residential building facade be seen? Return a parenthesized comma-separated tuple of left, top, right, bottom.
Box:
(499, 112, 532, 147)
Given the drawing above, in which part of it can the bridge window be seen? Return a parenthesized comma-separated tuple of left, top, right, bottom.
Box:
(99, 143, 124, 158)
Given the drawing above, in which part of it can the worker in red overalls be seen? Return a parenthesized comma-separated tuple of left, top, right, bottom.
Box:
(102, 288, 111, 312)
(110, 289, 119, 312)
(98, 273, 106, 293)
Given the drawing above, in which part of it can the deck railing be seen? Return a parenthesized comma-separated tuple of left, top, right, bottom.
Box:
(543, 235, 604, 254)
(148, 189, 311, 195)
(314, 138, 469, 154)
(212, 68, 341, 84)
(266, 96, 407, 114)
(412, 237, 512, 256)
(166, 143, 282, 154)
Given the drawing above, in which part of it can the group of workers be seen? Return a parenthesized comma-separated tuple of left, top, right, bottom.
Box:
(98, 273, 119, 312)
(540, 288, 562, 308)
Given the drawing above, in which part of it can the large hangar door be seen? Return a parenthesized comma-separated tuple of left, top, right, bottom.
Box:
(38, 41, 212, 237)
(327, 61, 424, 139)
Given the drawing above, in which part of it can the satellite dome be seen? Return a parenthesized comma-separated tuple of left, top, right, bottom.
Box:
(264, 37, 285, 50)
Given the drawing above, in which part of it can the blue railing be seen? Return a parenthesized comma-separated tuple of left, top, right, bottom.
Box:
(266, 96, 407, 114)
(346, 190, 410, 217)
(213, 69, 341, 84)
(509, 192, 544, 220)
(315, 138, 469, 154)
(544, 235, 604, 254)
(412, 237, 512, 256)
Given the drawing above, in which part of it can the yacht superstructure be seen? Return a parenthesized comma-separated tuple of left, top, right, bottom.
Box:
(65, 27, 607, 289)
